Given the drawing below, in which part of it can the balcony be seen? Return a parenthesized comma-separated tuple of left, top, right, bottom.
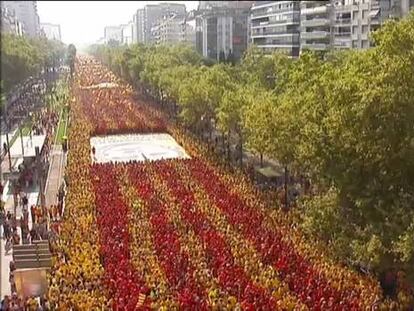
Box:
(334, 32, 351, 37)
(301, 31, 330, 39)
(300, 43, 329, 50)
(251, 8, 299, 20)
(335, 18, 351, 24)
(300, 5, 328, 16)
(251, 30, 299, 38)
(334, 40, 352, 49)
(251, 18, 300, 28)
(301, 18, 330, 27)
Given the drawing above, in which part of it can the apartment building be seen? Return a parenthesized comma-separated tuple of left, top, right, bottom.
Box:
(133, 9, 145, 43)
(250, 1, 301, 57)
(40, 23, 61, 41)
(198, 1, 254, 60)
(299, 0, 414, 53)
(1, 6, 24, 36)
(300, 1, 333, 52)
(332, 1, 352, 49)
(122, 22, 134, 45)
(3, 1, 40, 37)
(132, 3, 186, 44)
(104, 25, 124, 43)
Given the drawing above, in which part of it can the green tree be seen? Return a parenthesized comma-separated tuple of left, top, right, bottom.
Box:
(243, 88, 276, 167)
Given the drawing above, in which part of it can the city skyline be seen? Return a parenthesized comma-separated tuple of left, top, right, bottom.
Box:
(37, 1, 198, 47)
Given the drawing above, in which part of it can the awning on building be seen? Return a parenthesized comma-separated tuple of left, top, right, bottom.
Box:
(369, 9, 380, 18)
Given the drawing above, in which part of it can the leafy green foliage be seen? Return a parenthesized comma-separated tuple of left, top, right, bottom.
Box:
(1, 34, 67, 94)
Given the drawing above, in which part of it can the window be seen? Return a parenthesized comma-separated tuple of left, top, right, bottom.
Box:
(362, 25, 368, 33)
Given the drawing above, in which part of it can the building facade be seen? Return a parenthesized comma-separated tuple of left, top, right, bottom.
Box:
(1, 6, 24, 36)
(299, 0, 414, 53)
(198, 2, 254, 61)
(122, 22, 134, 45)
(300, 1, 333, 52)
(40, 23, 61, 41)
(3, 1, 40, 37)
(133, 9, 145, 43)
(139, 3, 186, 44)
(151, 13, 197, 47)
(104, 25, 124, 43)
(250, 1, 301, 57)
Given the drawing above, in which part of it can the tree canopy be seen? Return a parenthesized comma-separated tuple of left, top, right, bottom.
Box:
(1, 33, 67, 94)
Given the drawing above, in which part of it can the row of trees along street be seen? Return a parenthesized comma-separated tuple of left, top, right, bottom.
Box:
(0, 34, 77, 114)
(89, 11, 414, 290)
(0, 33, 76, 141)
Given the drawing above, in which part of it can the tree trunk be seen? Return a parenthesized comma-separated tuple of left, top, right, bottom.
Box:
(284, 165, 289, 210)
(239, 134, 243, 168)
(227, 132, 231, 162)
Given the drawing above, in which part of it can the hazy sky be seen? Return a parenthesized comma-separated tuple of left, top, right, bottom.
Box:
(37, 1, 199, 48)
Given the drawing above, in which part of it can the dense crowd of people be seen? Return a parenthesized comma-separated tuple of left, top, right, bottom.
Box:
(0, 293, 51, 311)
(4, 78, 46, 130)
(42, 56, 414, 310)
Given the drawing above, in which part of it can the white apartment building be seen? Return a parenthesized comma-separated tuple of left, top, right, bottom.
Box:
(132, 3, 186, 44)
(132, 8, 145, 43)
(151, 13, 196, 47)
(199, 3, 253, 60)
(250, 1, 301, 57)
(182, 17, 197, 46)
(300, 1, 333, 52)
(1, 6, 24, 36)
(299, 0, 414, 53)
(122, 22, 134, 45)
(104, 25, 124, 43)
(40, 23, 61, 41)
(3, 1, 40, 37)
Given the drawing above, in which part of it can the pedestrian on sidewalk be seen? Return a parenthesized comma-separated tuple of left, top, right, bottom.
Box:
(30, 205, 35, 224)
(30, 226, 39, 243)
(12, 229, 20, 245)
(9, 272, 16, 294)
(4, 217, 11, 240)
(22, 195, 28, 210)
(0, 207, 5, 239)
(5, 236, 12, 254)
